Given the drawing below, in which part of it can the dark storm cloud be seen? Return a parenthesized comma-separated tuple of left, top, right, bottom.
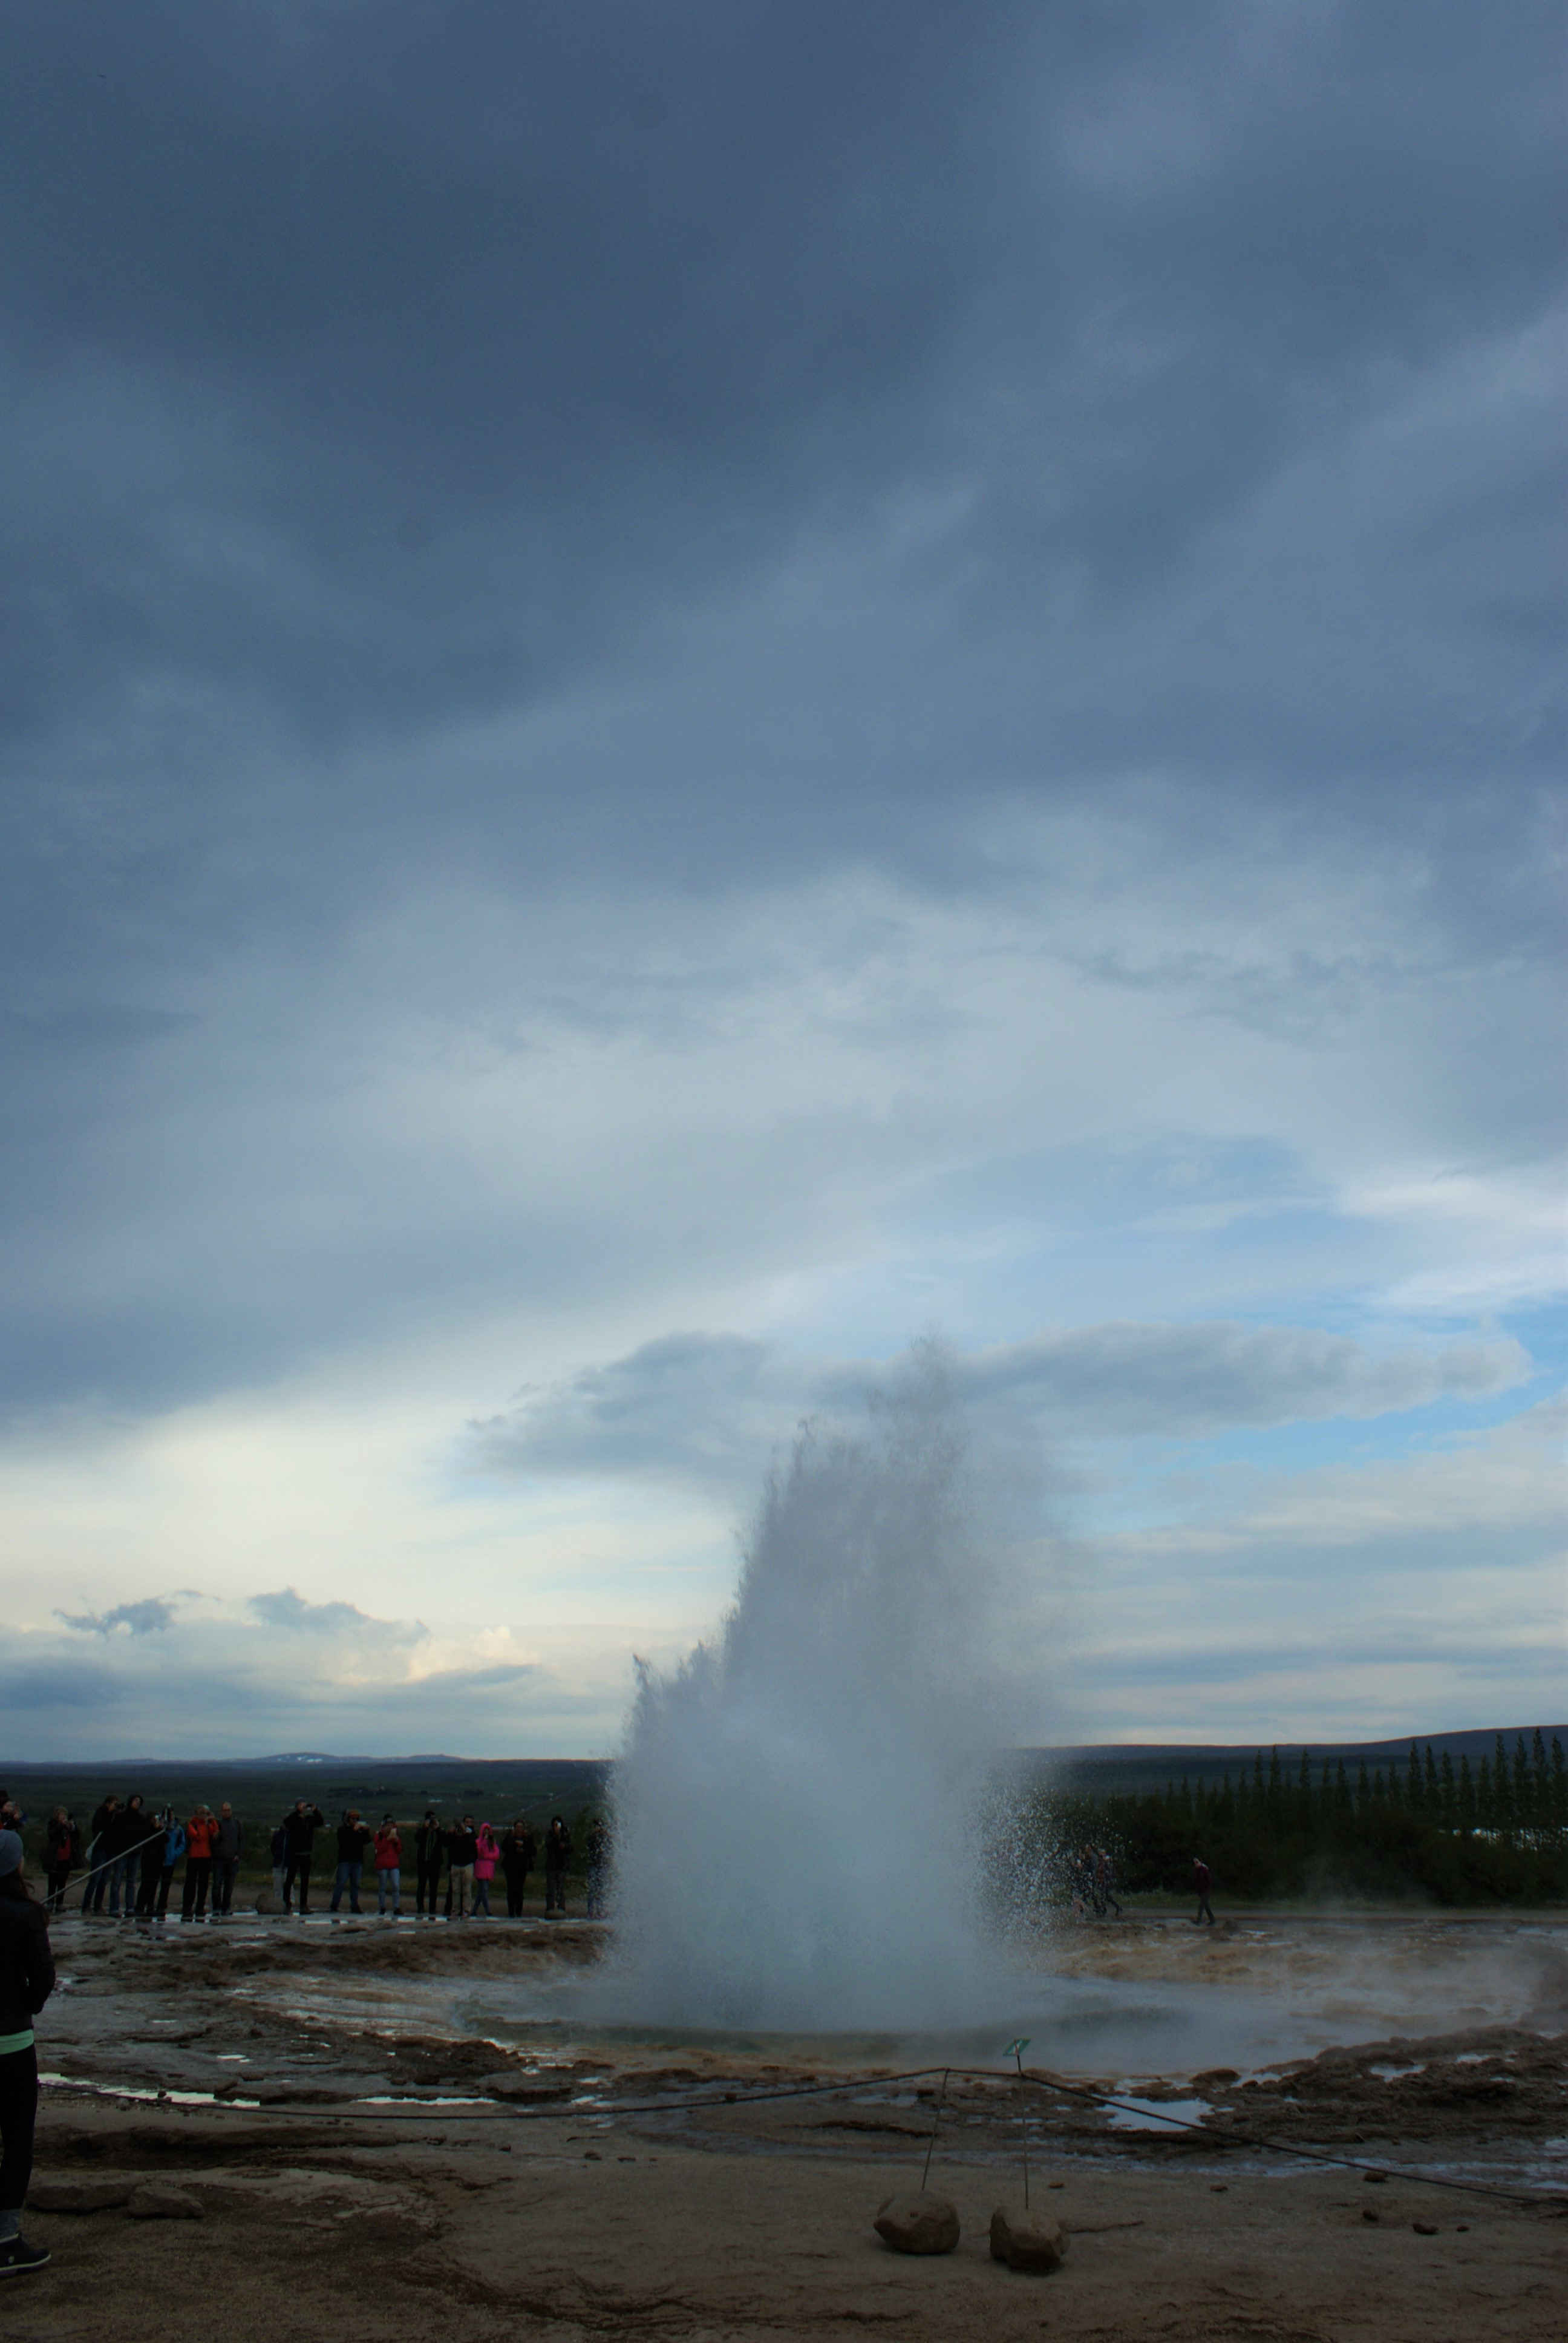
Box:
(2, 1, 1560, 782)
(1, 2, 1562, 1424)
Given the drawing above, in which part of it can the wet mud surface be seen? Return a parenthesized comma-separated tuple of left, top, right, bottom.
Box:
(20, 1908, 1568, 2339)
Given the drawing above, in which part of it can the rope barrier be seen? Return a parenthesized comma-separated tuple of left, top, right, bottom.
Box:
(39, 2060, 1564, 2209)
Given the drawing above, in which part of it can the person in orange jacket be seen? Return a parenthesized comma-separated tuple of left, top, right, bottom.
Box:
(181, 1806, 217, 1921)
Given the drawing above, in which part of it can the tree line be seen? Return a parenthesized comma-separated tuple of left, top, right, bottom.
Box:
(1034, 1731, 1568, 1906)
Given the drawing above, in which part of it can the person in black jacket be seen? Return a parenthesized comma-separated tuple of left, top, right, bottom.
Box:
(443, 1819, 479, 1920)
(279, 1802, 325, 1916)
(413, 1814, 443, 1920)
(500, 1820, 535, 1918)
(543, 1816, 572, 1917)
(0, 1830, 56, 2276)
(42, 1811, 80, 1918)
(80, 1797, 120, 1915)
(329, 1812, 373, 1915)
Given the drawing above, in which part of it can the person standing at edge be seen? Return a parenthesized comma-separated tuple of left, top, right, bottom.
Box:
(281, 1800, 325, 1916)
(543, 1815, 572, 1918)
(1094, 1847, 1122, 1921)
(500, 1818, 534, 1918)
(1193, 1855, 1215, 1925)
(373, 1816, 402, 1918)
(181, 1806, 217, 1920)
(108, 1796, 145, 1919)
(42, 1811, 79, 1918)
(413, 1812, 443, 1921)
(211, 1804, 243, 1918)
(80, 1795, 119, 1915)
(152, 1810, 186, 1919)
(444, 1817, 478, 1920)
(0, 1829, 56, 2276)
(133, 1808, 166, 1919)
(472, 1823, 499, 1918)
(330, 1810, 373, 1915)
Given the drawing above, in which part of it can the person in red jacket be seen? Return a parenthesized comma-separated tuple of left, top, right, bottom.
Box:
(372, 1818, 402, 1918)
(181, 1807, 217, 1921)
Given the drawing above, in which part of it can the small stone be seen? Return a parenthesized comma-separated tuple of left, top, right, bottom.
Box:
(873, 2192, 961, 2255)
(1412, 2219, 1439, 2235)
(1210, 2184, 1228, 2193)
(1363, 2171, 1387, 2184)
(1362, 2206, 1380, 2223)
(28, 2177, 132, 2214)
(989, 2204, 1069, 2273)
(126, 2183, 204, 2221)
(1047, 2180, 1065, 2190)
(583, 2150, 601, 2161)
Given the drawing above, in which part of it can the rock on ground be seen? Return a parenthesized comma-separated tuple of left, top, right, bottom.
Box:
(989, 2203, 1069, 2272)
(872, 2192, 961, 2254)
(125, 2183, 204, 2221)
(28, 2178, 131, 2214)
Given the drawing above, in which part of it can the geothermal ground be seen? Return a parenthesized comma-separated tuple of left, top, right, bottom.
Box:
(21, 1909, 1568, 2341)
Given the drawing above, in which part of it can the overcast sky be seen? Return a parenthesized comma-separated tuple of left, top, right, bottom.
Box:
(4, 2, 1563, 1760)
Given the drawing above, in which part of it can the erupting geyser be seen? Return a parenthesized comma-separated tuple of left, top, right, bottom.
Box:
(600, 1350, 1032, 2029)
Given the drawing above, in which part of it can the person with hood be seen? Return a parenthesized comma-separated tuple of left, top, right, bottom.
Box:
(543, 1816, 572, 1917)
(413, 1813, 443, 1919)
(42, 1811, 80, 1918)
(211, 1804, 243, 1917)
(280, 1801, 325, 1916)
(181, 1806, 217, 1920)
(80, 1797, 119, 1915)
(500, 1819, 535, 1918)
(373, 1817, 402, 1917)
(471, 1823, 499, 1918)
(444, 1817, 478, 1920)
(330, 1810, 373, 1915)
(0, 1828, 56, 2276)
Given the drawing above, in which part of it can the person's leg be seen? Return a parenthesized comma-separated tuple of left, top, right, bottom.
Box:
(194, 1860, 212, 1916)
(348, 1862, 362, 1915)
(156, 1867, 174, 1916)
(330, 1862, 348, 1912)
(454, 1866, 471, 1918)
(0, 2043, 42, 2255)
(181, 1864, 198, 1919)
(389, 1866, 400, 1915)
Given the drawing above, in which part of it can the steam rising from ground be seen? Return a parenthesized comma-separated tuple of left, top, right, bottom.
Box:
(601, 1352, 1032, 2028)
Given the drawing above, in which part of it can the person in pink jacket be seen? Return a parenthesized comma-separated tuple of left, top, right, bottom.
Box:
(472, 1823, 499, 1919)
(373, 1817, 402, 1918)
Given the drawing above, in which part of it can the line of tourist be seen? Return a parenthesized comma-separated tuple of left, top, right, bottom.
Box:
(4, 1788, 612, 1926)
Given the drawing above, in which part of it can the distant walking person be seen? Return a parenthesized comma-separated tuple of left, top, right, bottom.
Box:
(330, 1812, 373, 1915)
(1193, 1856, 1215, 1925)
(211, 1804, 243, 1917)
(0, 1829, 57, 2277)
(280, 1801, 326, 1916)
(181, 1807, 217, 1920)
(1094, 1848, 1122, 1921)
(373, 1818, 402, 1917)
(444, 1819, 478, 1920)
(413, 1813, 443, 1920)
(500, 1821, 535, 1918)
(543, 1816, 572, 1918)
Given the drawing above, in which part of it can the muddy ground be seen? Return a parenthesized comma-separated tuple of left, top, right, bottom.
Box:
(13, 1910, 1567, 2341)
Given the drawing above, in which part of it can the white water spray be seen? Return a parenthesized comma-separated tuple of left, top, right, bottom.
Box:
(601, 1349, 1032, 2029)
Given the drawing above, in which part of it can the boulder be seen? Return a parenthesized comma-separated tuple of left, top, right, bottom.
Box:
(872, 2192, 961, 2255)
(989, 2204, 1069, 2273)
(126, 2183, 205, 2221)
(28, 2177, 132, 2214)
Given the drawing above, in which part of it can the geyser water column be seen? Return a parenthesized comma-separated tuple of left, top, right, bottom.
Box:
(601, 1352, 1027, 2030)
